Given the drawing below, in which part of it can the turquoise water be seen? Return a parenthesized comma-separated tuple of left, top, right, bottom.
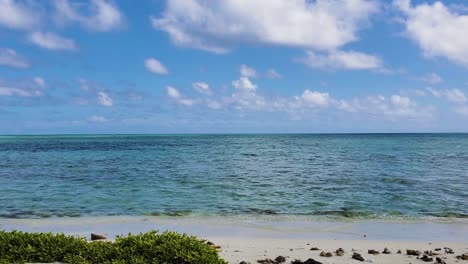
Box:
(0, 134, 467, 219)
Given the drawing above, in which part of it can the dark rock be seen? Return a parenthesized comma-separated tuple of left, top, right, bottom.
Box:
(406, 249, 421, 256)
(457, 254, 468, 260)
(397, 249, 402, 254)
(291, 260, 303, 264)
(444, 247, 454, 254)
(368, 249, 379, 255)
(239, 262, 251, 264)
(383, 247, 391, 254)
(310, 247, 320, 251)
(319, 251, 332, 257)
(335, 248, 345, 256)
(90, 233, 107, 240)
(206, 241, 221, 249)
(274, 256, 286, 263)
(352, 252, 365, 261)
(303, 259, 323, 264)
(434, 248, 441, 251)
(436, 257, 446, 264)
(424, 250, 438, 256)
(420, 255, 433, 262)
(257, 258, 275, 264)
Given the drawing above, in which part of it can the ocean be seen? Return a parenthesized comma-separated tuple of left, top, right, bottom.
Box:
(0, 134, 467, 219)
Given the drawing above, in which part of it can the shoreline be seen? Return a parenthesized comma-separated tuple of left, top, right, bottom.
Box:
(2, 215, 467, 263)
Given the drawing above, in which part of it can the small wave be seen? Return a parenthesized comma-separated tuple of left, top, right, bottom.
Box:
(241, 153, 258, 157)
(146, 210, 193, 217)
(428, 212, 468, 218)
(381, 177, 415, 185)
(241, 208, 279, 215)
(0, 211, 80, 219)
(312, 210, 376, 218)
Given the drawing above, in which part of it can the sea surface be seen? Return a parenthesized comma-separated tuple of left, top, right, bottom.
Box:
(0, 134, 467, 219)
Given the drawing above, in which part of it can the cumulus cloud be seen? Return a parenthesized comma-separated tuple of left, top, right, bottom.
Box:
(192, 82, 211, 94)
(167, 86, 194, 106)
(54, 0, 124, 31)
(151, 0, 378, 53)
(97, 91, 112, 106)
(29, 32, 77, 51)
(240, 64, 257, 78)
(266, 69, 282, 80)
(361, 94, 428, 118)
(232, 77, 257, 92)
(145, 58, 169, 75)
(300, 90, 331, 107)
(0, 0, 39, 30)
(0, 48, 30, 68)
(299, 50, 383, 70)
(395, 0, 468, 67)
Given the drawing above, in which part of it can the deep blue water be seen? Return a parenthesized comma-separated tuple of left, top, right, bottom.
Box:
(0, 134, 467, 219)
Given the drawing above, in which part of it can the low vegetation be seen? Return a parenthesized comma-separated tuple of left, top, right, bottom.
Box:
(0, 230, 227, 264)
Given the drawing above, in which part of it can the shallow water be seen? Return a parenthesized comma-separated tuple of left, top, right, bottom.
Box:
(0, 134, 467, 219)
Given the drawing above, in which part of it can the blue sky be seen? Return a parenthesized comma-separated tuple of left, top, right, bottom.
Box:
(1, 0, 468, 134)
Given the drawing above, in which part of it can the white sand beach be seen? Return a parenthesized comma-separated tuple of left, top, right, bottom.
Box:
(1, 216, 468, 263)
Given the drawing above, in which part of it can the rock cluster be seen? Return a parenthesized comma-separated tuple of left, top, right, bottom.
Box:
(352, 252, 365, 261)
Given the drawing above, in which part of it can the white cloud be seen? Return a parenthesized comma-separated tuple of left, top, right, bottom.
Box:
(167, 86, 194, 106)
(34, 77, 46, 88)
(192, 82, 211, 94)
(54, 0, 123, 31)
(167, 86, 181, 99)
(151, 0, 378, 53)
(427, 88, 467, 103)
(97, 91, 112, 106)
(0, 48, 30, 68)
(300, 50, 383, 70)
(229, 76, 266, 110)
(232, 77, 257, 92)
(144, 58, 169, 75)
(445, 89, 467, 103)
(391, 94, 412, 108)
(300, 90, 331, 107)
(240, 64, 257, 78)
(29, 32, 77, 51)
(266, 69, 282, 79)
(340, 94, 432, 119)
(419, 73, 443, 84)
(0, 77, 47, 97)
(0, 86, 41, 97)
(395, 0, 468, 67)
(87, 115, 108, 123)
(0, 0, 38, 30)
(206, 100, 222, 109)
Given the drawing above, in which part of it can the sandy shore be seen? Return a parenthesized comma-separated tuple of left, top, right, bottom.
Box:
(1, 216, 468, 263)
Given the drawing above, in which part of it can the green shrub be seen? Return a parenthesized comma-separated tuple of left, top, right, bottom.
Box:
(0, 230, 227, 264)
